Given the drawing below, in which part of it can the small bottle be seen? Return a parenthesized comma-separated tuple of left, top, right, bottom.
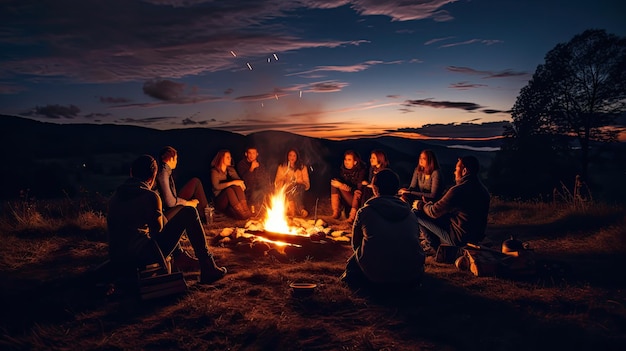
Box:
(205, 205, 214, 224)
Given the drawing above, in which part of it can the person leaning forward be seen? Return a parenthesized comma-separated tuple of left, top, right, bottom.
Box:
(107, 155, 226, 285)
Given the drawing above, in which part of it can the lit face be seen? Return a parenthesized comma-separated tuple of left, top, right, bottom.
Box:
(223, 152, 232, 167)
(246, 149, 258, 162)
(454, 159, 464, 183)
(418, 152, 428, 169)
(288, 150, 297, 164)
(370, 153, 379, 167)
(343, 154, 356, 170)
(167, 154, 178, 169)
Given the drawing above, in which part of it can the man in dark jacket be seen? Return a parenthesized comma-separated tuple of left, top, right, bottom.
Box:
(107, 155, 226, 284)
(341, 169, 425, 289)
(414, 155, 490, 251)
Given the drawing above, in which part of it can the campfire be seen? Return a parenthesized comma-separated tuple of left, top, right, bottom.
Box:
(213, 187, 352, 259)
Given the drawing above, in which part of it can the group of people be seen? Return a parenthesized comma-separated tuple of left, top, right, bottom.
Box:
(157, 145, 310, 222)
(106, 145, 311, 285)
(107, 144, 490, 290)
(341, 150, 490, 291)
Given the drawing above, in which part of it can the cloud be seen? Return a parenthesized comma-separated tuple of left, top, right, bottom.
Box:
(287, 60, 384, 76)
(24, 104, 81, 119)
(181, 117, 209, 125)
(99, 96, 132, 104)
(404, 99, 482, 111)
(115, 116, 177, 125)
(439, 39, 503, 48)
(0, 0, 458, 84)
(345, 0, 458, 22)
(424, 36, 455, 45)
(0, 83, 26, 95)
(234, 93, 285, 102)
(393, 121, 511, 138)
(143, 79, 188, 101)
(84, 112, 112, 118)
(140, 78, 221, 105)
(0, 0, 400, 84)
(446, 66, 527, 79)
(449, 81, 487, 90)
(482, 109, 510, 114)
(309, 81, 349, 93)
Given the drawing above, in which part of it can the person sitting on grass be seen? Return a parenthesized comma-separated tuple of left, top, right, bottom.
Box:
(156, 146, 210, 222)
(236, 145, 273, 212)
(210, 149, 253, 220)
(330, 150, 367, 223)
(107, 155, 226, 285)
(340, 169, 425, 290)
(413, 155, 490, 255)
(398, 149, 445, 203)
(359, 149, 389, 207)
(274, 148, 310, 217)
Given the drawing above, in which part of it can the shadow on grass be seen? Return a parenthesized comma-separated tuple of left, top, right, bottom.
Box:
(291, 273, 625, 350)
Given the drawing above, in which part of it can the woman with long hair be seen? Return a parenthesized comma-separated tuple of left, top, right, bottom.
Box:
(398, 149, 444, 203)
(274, 148, 310, 217)
(330, 150, 367, 223)
(359, 149, 389, 206)
(210, 149, 252, 220)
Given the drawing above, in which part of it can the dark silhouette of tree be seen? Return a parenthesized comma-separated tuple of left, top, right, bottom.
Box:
(489, 29, 626, 200)
(513, 29, 626, 180)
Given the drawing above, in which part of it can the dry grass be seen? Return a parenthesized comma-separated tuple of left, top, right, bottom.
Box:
(1, 197, 625, 350)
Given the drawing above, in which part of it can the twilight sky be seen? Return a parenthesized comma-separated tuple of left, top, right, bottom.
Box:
(1, 0, 624, 140)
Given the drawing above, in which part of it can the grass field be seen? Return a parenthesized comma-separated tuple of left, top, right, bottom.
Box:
(0, 196, 625, 350)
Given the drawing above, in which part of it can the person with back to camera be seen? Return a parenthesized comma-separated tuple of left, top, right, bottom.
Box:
(330, 150, 367, 223)
(236, 145, 272, 213)
(210, 149, 253, 220)
(274, 148, 310, 218)
(359, 149, 389, 206)
(398, 149, 445, 203)
(156, 146, 210, 221)
(107, 155, 226, 285)
(340, 168, 425, 290)
(413, 155, 490, 255)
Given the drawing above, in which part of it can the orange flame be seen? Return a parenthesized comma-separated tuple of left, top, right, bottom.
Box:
(262, 186, 306, 236)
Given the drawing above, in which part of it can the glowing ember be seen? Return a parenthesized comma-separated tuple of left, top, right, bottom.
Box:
(263, 187, 304, 235)
(253, 236, 301, 248)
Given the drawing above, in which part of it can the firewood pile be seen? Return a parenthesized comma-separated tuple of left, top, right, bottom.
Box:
(210, 217, 352, 261)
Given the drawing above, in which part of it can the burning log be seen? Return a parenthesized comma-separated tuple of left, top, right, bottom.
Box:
(212, 187, 352, 259)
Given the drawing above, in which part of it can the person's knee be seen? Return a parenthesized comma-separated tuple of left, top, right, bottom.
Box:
(178, 205, 198, 219)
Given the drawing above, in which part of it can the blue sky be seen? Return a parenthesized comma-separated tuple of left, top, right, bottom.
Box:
(1, 0, 624, 139)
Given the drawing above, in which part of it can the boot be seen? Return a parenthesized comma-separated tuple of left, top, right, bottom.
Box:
(347, 208, 357, 224)
(171, 248, 199, 272)
(331, 193, 341, 219)
(232, 202, 252, 220)
(199, 254, 227, 284)
(241, 199, 254, 219)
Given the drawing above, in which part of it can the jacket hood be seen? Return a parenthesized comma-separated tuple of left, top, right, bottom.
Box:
(114, 177, 153, 201)
(364, 195, 413, 222)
